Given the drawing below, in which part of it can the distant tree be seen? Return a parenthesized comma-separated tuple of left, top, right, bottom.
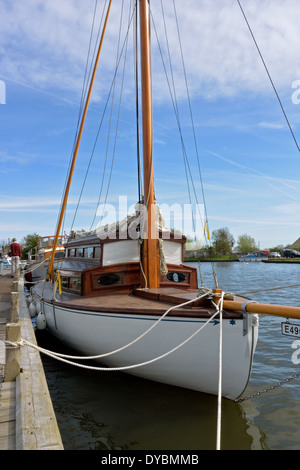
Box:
(269, 244, 284, 252)
(0, 238, 11, 256)
(236, 234, 257, 254)
(185, 236, 202, 250)
(211, 227, 235, 255)
(21, 233, 40, 259)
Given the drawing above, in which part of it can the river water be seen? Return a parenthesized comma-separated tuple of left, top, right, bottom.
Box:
(35, 261, 300, 450)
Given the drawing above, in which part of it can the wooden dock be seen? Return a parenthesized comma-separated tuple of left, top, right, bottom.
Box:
(0, 270, 63, 450)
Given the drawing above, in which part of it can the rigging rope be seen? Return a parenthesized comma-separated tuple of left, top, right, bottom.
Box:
(89, 4, 136, 231)
(58, 0, 106, 238)
(236, 283, 300, 296)
(237, 0, 300, 153)
(151, 4, 218, 287)
(133, 0, 142, 203)
(94, 0, 126, 226)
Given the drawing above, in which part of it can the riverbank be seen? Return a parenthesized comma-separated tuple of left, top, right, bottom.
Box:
(184, 257, 300, 263)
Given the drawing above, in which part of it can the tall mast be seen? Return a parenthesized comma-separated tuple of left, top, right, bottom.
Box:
(47, 0, 112, 280)
(139, 0, 160, 288)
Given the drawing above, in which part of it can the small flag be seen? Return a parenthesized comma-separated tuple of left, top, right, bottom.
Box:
(204, 221, 210, 240)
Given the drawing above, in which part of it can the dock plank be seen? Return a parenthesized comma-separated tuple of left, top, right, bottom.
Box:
(0, 273, 63, 450)
(0, 274, 16, 450)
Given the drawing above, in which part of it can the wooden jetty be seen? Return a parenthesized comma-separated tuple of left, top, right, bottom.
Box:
(0, 270, 63, 450)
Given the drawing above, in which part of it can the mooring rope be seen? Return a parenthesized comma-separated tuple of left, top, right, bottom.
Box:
(29, 290, 214, 370)
(7, 306, 222, 372)
(29, 289, 213, 362)
(22, 258, 49, 275)
(5, 288, 228, 373)
(16, 285, 229, 451)
(216, 292, 224, 451)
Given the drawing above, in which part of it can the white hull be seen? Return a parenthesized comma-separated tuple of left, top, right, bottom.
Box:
(34, 296, 258, 400)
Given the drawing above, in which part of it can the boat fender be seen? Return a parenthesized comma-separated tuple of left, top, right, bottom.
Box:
(35, 301, 42, 314)
(27, 295, 32, 305)
(36, 312, 47, 330)
(29, 302, 36, 318)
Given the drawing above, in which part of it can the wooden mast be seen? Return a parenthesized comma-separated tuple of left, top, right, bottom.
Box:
(47, 0, 112, 280)
(139, 0, 160, 288)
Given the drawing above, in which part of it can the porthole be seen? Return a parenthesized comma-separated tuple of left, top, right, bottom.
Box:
(167, 272, 186, 283)
(97, 273, 120, 286)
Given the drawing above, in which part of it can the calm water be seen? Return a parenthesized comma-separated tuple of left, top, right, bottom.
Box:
(35, 262, 300, 450)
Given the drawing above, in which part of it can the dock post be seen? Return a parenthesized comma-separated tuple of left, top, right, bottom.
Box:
(11, 291, 19, 323)
(4, 323, 21, 382)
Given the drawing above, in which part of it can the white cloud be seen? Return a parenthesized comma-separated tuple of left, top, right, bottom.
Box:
(1, 0, 300, 103)
(258, 122, 286, 129)
(1, 0, 300, 248)
(0, 195, 97, 211)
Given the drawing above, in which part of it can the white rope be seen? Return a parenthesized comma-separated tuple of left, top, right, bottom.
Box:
(23, 258, 48, 275)
(216, 292, 224, 451)
(34, 289, 213, 361)
(17, 307, 221, 371)
(14, 290, 226, 451)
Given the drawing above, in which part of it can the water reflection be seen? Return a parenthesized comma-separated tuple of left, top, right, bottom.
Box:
(37, 330, 259, 450)
(36, 262, 300, 450)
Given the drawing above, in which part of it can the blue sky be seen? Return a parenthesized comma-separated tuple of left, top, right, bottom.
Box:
(1, 0, 300, 250)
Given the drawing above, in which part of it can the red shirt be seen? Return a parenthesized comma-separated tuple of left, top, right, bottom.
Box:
(10, 242, 21, 257)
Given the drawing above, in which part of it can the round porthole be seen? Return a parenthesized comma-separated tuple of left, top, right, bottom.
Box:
(167, 272, 186, 283)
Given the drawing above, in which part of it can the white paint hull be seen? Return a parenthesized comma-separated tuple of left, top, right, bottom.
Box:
(36, 297, 258, 400)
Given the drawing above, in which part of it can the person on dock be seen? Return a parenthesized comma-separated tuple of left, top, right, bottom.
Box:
(10, 238, 21, 278)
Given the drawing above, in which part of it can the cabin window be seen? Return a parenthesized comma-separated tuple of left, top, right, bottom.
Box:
(84, 247, 94, 258)
(94, 246, 101, 260)
(40, 237, 49, 247)
(76, 248, 84, 258)
(68, 248, 76, 257)
(54, 251, 65, 259)
(69, 277, 81, 291)
(61, 277, 69, 289)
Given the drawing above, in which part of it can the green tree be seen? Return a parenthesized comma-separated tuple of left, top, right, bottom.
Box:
(236, 234, 257, 254)
(211, 227, 235, 255)
(0, 238, 11, 256)
(21, 233, 40, 259)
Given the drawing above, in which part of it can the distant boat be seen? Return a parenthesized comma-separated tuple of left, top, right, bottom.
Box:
(0, 258, 26, 271)
(239, 251, 268, 262)
(25, 235, 65, 280)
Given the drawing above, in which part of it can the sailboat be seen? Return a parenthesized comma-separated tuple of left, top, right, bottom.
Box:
(30, 0, 300, 401)
(25, 234, 66, 281)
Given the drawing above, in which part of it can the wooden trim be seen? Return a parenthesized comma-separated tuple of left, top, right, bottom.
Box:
(65, 237, 100, 248)
(47, 295, 243, 320)
(33, 277, 244, 320)
(81, 262, 141, 295)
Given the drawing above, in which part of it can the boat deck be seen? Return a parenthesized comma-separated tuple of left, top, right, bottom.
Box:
(33, 282, 245, 319)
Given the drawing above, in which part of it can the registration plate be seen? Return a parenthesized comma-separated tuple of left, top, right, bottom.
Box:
(281, 322, 300, 338)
